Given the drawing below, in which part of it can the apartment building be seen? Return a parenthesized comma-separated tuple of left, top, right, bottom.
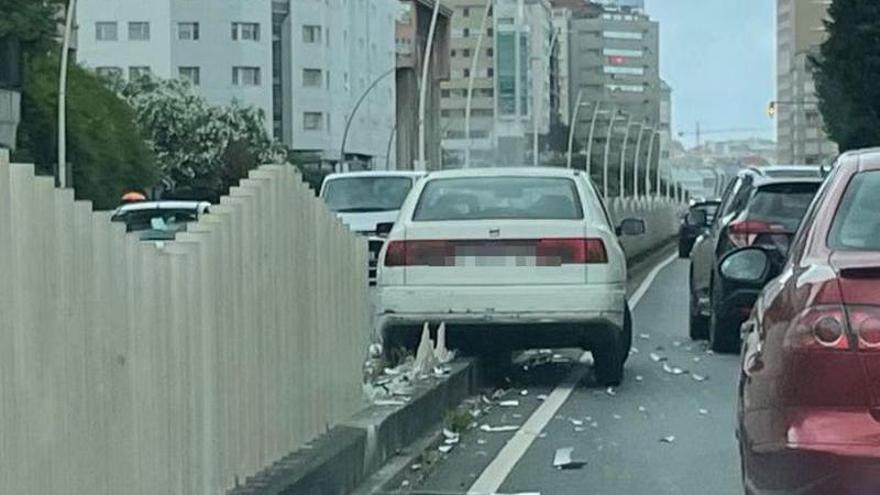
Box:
(77, 0, 398, 168)
(776, 0, 836, 164)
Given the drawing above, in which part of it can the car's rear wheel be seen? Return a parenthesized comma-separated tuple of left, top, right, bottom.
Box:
(678, 239, 690, 258)
(621, 304, 633, 364)
(594, 328, 625, 386)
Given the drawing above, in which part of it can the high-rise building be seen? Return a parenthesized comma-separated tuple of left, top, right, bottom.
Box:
(776, 0, 837, 164)
(568, 5, 662, 182)
(77, 0, 399, 168)
(551, 8, 572, 126)
(439, 0, 557, 167)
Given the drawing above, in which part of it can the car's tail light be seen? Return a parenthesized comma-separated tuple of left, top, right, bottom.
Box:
(384, 238, 608, 267)
(784, 305, 850, 351)
(845, 306, 880, 350)
(727, 220, 790, 248)
(536, 238, 607, 265)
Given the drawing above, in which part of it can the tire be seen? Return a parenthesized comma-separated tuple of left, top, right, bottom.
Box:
(622, 304, 633, 364)
(678, 239, 690, 258)
(689, 292, 709, 341)
(709, 304, 741, 353)
(594, 329, 625, 386)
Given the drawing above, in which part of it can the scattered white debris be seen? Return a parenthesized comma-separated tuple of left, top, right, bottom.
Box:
(698, 408, 710, 416)
(612, 414, 622, 420)
(491, 389, 507, 400)
(411, 463, 422, 471)
(673, 340, 682, 348)
(659, 436, 676, 444)
(590, 421, 599, 428)
(520, 389, 529, 396)
(538, 433, 548, 438)
(638, 406, 647, 413)
(684, 345, 693, 352)
(434, 322, 453, 364)
(585, 416, 593, 422)
(401, 480, 410, 488)
(438, 445, 454, 454)
(499, 400, 520, 407)
(537, 394, 549, 402)
(443, 429, 459, 442)
(479, 424, 520, 433)
(574, 427, 585, 432)
(553, 447, 587, 470)
(707, 350, 715, 355)
(570, 419, 584, 427)
(693, 357, 702, 363)
(477, 438, 487, 445)
(635, 375, 644, 382)
(374, 399, 407, 407)
(639, 333, 651, 340)
(692, 373, 708, 382)
(513, 413, 523, 419)
(662, 363, 686, 375)
(605, 387, 617, 397)
(630, 347, 640, 354)
(368, 343, 383, 358)
(650, 352, 666, 363)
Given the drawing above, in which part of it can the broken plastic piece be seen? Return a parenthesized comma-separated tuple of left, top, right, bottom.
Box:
(479, 424, 519, 433)
(659, 435, 676, 444)
(438, 445, 454, 454)
(650, 352, 666, 363)
(499, 400, 520, 407)
(691, 373, 708, 382)
(635, 375, 644, 382)
(553, 447, 587, 470)
(537, 394, 549, 402)
(605, 387, 617, 396)
(699, 408, 710, 416)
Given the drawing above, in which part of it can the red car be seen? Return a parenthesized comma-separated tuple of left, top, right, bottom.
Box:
(727, 149, 880, 494)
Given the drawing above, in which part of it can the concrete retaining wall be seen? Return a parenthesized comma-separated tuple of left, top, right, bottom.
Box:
(0, 151, 371, 495)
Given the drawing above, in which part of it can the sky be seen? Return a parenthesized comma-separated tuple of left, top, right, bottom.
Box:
(644, 0, 777, 148)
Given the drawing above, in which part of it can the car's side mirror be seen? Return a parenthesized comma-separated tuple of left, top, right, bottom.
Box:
(686, 210, 708, 227)
(376, 222, 394, 236)
(617, 218, 646, 237)
(719, 247, 774, 285)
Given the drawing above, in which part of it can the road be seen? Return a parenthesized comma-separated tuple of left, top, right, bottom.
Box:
(387, 257, 743, 495)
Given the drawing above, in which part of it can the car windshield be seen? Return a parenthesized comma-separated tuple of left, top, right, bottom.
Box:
(746, 183, 820, 231)
(413, 177, 583, 221)
(322, 177, 414, 212)
(829, 171, 880, 250)
(112, 208, 199, 234)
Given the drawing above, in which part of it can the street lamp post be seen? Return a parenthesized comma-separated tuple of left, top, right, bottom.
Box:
(618, 116, 634, 198)
(585, 101, 602, 177)
(632, 121, 648, 198)
(58, 0, 77, 188)
(532, 29, 559, 167)
(340, 67, 396, 170)
(464, 0, 493, 168)
(602, 107, 622, 199)
(645, 129, 659, 196)
(655, 131, 663, 196)
(565, 90, 584, 169)
(417, 0, 443, 171)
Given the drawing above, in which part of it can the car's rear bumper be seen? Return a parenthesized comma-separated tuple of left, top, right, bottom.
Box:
(741, 407, 880, 495)
(377, 283, 625, 349)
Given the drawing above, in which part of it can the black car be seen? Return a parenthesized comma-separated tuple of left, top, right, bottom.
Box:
(678, 199, 720, 258)
(688, 166, 824, 352)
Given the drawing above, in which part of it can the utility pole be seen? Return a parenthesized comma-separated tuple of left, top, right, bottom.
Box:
(58, 0, 77, 188)
(417, 0, 442, 171)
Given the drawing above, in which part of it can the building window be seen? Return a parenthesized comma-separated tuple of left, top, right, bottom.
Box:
(463, 68, 470, 78)
(178, 22, 199, 40)
(463, 28, 470, 38)
(487, 68, 494, 77)
(95, 22, 118, 41)
(451, 49, 457, 57)
(232, 22, 261, 41)
(463, 7, 470, 16)
(603, 65, 644, 75)
(179, 66, 200, 85)
(129, 66, 151, 81)
(302, 68, 323, 87)
(487, 48, 494, 57)
(303, 25, 322, 43)
(303, 112, 324, 130)
(487, 28, 494, 37)
(441, 89, 450, 97)
(603, 30, 643, 40)
(95, 66, 122, 79)
(603, 48, 643, 57)
(462, 49, 471, 58)
(128, 22, 150, 41)
(477, 88, 494, 97)
(233, 66, 261, 86)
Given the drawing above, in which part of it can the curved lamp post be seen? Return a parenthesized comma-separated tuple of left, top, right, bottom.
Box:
(58, 0, 77, 188)
(532, 28, 559, 167)
(631, 121, 648, 198)
(464, 0, 493, 168)
(565, 90, 584, 169)
(655, 130, 664, 196)
(617, 115, 634, 198)
(602, 108, 624, 199)
(417, 0, 443, 170)
(339, 67, 396, 170)
(645, 129, 660, 196)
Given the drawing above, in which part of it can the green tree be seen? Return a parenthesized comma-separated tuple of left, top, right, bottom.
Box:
(0, 0, 64, 54)
(14, 53, 159, 210)
(813, 0, 880, 152)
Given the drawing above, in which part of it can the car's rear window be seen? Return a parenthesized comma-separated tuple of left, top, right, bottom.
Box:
(829, 171, 880, 251)
(413, 177, 583, 221)
(746, 182, 820, 231)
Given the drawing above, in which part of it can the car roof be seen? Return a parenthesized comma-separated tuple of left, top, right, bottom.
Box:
(424, 167, 584, 179)
(323, 171, 426, 180)
(113, 201, 211, 214)
(736, 165, 824, 186)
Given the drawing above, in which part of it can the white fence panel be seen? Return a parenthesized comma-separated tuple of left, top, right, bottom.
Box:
(0, 152, 370, 495)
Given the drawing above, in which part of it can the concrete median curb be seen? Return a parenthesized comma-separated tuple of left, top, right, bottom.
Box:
(228, 359, 477, 495)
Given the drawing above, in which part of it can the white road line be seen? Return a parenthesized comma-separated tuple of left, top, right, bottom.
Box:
(467, 254, 679, 495)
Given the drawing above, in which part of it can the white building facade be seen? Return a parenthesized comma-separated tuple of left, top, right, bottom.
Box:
(77, 0, 398, 167)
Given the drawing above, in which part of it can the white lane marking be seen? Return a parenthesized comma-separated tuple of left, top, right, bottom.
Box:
(467, 254, 679, 495)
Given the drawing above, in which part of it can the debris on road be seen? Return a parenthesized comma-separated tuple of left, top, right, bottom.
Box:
(520, 389, 529, 396)
(438, 445, 454, 454)
(659, 436, 676, 444)
(639, 333, 651, 340)
(691, 373, 708, 382)
(570, 418, 584, 427)
(638, 406, 647, 413)
(630, 347, 640, 354)
(635, 375, 644, 382)
(477, 438, 487, 445)
(537, 394, 549, 402)
(673, 340, 682, 347)
(699, 408, 710, 416)
(499, 400, 520, 407)
(479, 424, 520, 433)
(649, 352, 666, 363)
(693, 356, 702, 363)
(411, 463, 422, 471)
(605, 387, 617, 396)
(553, 447, 587, 470)
(574, 427, 585, 432)
(373, 399, 408, 406)
(612, 414, 622, 420)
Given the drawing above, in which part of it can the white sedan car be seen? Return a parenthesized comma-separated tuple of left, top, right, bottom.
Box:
(375, 167, 644, 385)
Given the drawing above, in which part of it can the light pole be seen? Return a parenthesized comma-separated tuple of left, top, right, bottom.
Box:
(655, 131, 664, 196)
(602, 108, 624, 199)
(340, 67, 396, 170)
(617, 116, 634, 198)
(632, 121, 648, 198)
(58, 0, 77, 188)
(645, 129, 660, 197)
(585, 101, 603, 176)
(464, 0, 493, 168)
(417, 0, 443, 170)
(532, 28, 559, 167)
(565, 90, 584, 169)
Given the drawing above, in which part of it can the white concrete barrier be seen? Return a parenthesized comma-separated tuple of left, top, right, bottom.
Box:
(0, 151, 370, 495)
(609, 196, 684, 260)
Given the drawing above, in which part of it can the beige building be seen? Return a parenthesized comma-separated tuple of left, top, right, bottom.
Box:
(776, 0, 837, 164)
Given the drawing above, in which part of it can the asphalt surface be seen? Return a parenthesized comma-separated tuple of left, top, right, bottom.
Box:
(385, 258, 743, 495)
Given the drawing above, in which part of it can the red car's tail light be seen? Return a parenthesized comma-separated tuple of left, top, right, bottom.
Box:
(727, 220, 789, 248)
(846, 306, 880, 350)
(384, 238, 608, 267)
(784, 305, 850, 351)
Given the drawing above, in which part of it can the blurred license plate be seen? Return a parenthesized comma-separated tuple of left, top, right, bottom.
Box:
(454, 245, 537, 267)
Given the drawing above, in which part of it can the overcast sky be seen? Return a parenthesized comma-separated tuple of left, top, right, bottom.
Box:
(644, 0, 776, 147)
